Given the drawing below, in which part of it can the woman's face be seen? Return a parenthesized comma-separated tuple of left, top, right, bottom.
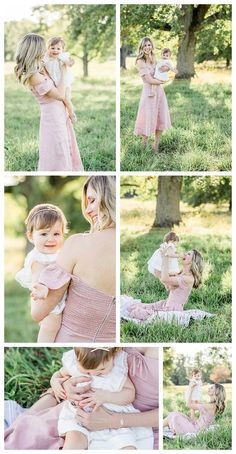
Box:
(85, 185, 99, 225)
(208, 384, 216, 397)
(142, 40, 153, 56)
(182, 250, 193, 265)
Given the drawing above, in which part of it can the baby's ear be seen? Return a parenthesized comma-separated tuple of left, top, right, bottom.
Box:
(26, 231, 34, 244)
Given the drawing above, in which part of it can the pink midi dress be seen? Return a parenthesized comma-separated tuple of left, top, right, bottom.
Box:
(5, 350, 158, 450)
(30, 78, 84, 171)
(39, 263, 116, 342)
(125, 348, 159, 449)
(167, 404, 214, 435)
(134, 63, 172, 137)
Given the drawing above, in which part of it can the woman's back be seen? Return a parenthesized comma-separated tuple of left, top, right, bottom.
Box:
(68, 229, 116, 296)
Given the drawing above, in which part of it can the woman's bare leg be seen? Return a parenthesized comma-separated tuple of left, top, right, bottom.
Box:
(30, 392, 57, 412)
(153, 130, 162, 151)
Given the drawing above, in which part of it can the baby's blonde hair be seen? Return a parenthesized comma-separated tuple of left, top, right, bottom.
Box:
(15, 33, 46, 84)
(25, 203, 68, 235)
(82, 176, 116, 232)
(47, 36, 65, 49)
(164, 231, 179, 243)
(74, 347, 121, 370)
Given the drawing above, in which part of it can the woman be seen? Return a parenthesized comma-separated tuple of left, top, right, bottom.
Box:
(5, 347, 159, 450)
(163, 383, 226, 436)
(31, 176, 116, 342)
(134, 37, 171, 151)
(122, 248, 213, 326)
(14, 33, 84, 171)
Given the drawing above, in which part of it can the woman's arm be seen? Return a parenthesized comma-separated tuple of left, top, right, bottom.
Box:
(29, 70, 66, 101)
(160, 254, 192, 287)
(136, 61, 164, 85)
(75, 406, 158, 431)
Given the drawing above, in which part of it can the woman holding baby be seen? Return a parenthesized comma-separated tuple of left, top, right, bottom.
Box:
(134, 37, 173, 151)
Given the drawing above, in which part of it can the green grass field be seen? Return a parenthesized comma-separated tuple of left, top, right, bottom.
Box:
(120, 199, 232, 343)
(4, 59, 116, 171)
(163, 384, 232, 449)
(121, 60, 231, 171)
(5, 347, 69, 407)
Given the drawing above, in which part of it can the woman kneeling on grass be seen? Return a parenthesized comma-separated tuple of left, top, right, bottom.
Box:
(163, 383, 226, 437)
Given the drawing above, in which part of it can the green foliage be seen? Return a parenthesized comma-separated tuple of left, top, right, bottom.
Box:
(121, 66, 231, 171)
(163, 384, 232, 449)
(120, 200, 231, 343)
(163, 348, 174, 386)
(182, 177, 231, 209)
(5, 347, 69, 407)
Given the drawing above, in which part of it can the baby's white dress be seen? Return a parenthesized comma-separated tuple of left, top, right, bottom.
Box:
(44, 52, 73, 87)
(154, 59, 175, 82)
(58, 349, 154, 450)
(147, 241, 180, 275)
(185, 379, 202, 402)
(15, 247, 66, 315)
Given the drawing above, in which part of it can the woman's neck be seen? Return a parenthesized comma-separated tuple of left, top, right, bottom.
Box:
(182, 264, 192, 275)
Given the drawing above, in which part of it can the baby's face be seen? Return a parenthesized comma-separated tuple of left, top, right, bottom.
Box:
(80, 357, 113, 377)
(162, 51, 170, 60)
(48, 42, 63, 58)
(193, 372, 201, 381)
(30, 220, 64, 254)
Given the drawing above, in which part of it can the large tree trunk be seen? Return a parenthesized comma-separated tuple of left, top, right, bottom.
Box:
(176, 7, 196, 78)
(154, 177, 183, 227)
(120, 45, 129, 69)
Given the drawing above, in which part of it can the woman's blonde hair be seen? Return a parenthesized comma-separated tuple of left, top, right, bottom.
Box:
(190, 249, 204, 288)
(15, 33, 46, 84)
(25, 203, 68, 235)
(214, 384, 226, 415)
(82, 176, 116, 232)
(136, 37, 156, 64)
(74, 347, 121, 370)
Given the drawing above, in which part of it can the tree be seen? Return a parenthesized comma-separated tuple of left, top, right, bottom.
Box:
(171, 354, 188, 385)
(163, 348, 174, 386)
(67, 4, 115, 77)
(154, 177, 183, 227)
(120, 4, 231, 78)
(182, 177, 232, 211)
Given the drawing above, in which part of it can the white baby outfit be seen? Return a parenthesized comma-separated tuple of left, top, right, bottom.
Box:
(58, 349, 154, 450)
(44, 52, 73, 87)
(185, 379, 203, 402)
(154, 59, 176, 82)
(148, 241, 180, 275)
(15, 247, 66, 315)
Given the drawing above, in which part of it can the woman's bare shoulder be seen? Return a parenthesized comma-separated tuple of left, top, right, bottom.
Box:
(136, 59, 146, 69)
(29, 72, 46, 86)
(182, 274, 194, 286)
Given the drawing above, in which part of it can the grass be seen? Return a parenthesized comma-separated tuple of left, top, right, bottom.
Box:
(121, 60, 232, 171)
(120, 199, 232, 343)
(4, 347, 68, 408)
(163, 384, 232, 449)
(4, 59, 116, 171)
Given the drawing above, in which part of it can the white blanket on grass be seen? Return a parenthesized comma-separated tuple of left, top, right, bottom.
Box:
(163, 424, 220, 440)
(120, 295, 214, 327)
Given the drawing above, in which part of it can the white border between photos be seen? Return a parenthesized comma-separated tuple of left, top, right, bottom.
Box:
(1, 0, 235, 453)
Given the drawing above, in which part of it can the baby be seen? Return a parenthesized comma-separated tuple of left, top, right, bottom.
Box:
(185, 368, 204, 420)
(148, 231, 181, 282)
(51, 347, 154, 450)
(44, 36, 76, 122)
(15, 204, 68, 342)
(149, 47, 178, 97)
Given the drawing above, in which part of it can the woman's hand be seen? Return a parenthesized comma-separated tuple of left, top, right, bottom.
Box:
(75, 406, 116, 431)
(62, 376, 92, 406)
(50, 374, 68, 402)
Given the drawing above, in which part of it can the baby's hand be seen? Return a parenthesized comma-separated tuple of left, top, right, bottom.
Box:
(31, 283, 49, 300)
(80, 388, 107, 412)
(50, 375, 68, 402)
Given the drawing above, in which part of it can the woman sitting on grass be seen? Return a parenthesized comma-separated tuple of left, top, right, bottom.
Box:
(122, 245, 215, 327)
(163, 383, 226, 437)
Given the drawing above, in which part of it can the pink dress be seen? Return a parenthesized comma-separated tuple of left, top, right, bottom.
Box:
(167, 404, 215, 435)
(125, 348, 159, 450)
(5, 350, 158, 450)
(129, 275, 193, 320)
(39, 264, 116, 342)
(30, 77, 84, 171)
(134, 63, 172, 137)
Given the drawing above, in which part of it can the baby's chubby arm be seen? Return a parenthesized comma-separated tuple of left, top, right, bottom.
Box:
(31, 262, 49, 299)
(50, 367, 71, 402)
(81, 377, 135, 412)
